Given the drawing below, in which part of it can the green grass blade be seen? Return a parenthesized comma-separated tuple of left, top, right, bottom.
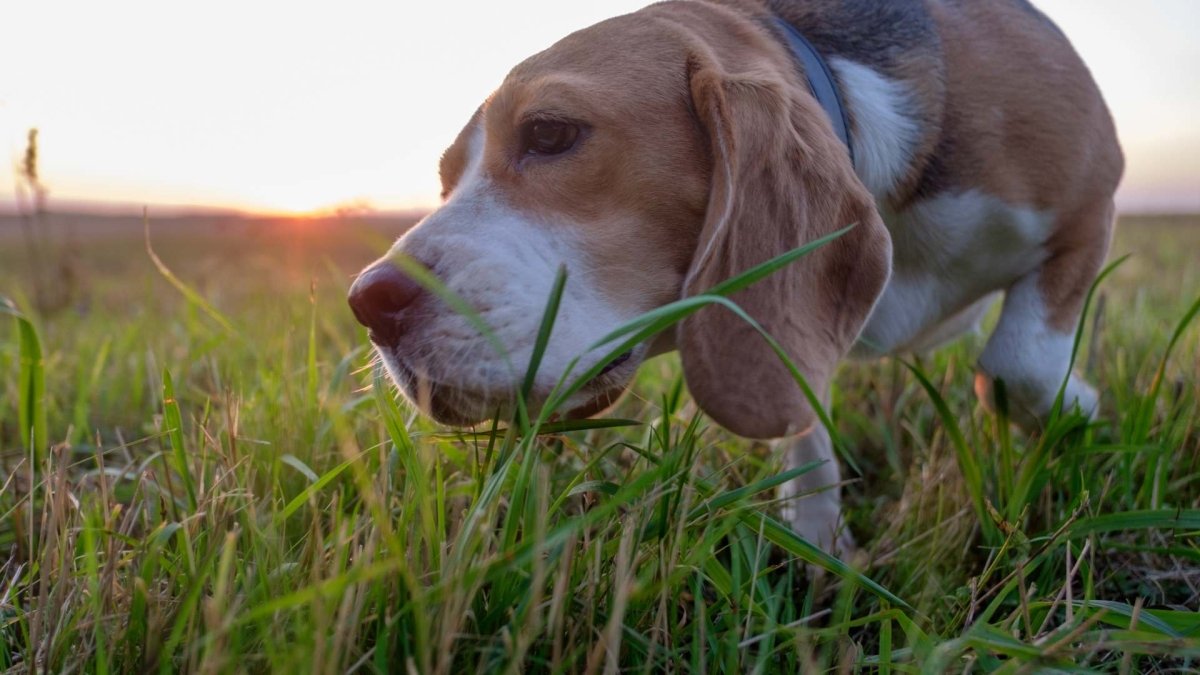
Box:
(144, 213, 241, 339)
(1, 297, 48, 461)
(1065, 601, 1187, 638)
(161, 368, 197, 512)
(71, 335, 111, 445)
(1056, 254, 1129, 416)
(277, 456, 356, 522)
(306, 279, 320, 409)
(1142, 292, 1200, 427)
(538, 228, 854, 434)
(280, 454, 319, 483)
(738, 510, 911, 610)
(1067, 509, 1200, 538)
(902, 359, 996, 543)
(687, 461, 823, 520)
(521, 264, 567, 401)
(385, 253, 513, 376)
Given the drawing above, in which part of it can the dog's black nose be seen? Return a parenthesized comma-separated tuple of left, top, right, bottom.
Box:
(348, 262, 424, 344)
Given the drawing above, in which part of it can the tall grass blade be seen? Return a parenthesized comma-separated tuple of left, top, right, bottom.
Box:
(1067, 509, 1200, 538)
(2, 296, 48, 461)
(144, 212, 240, 339)
(306, 279, 320, 409)
(1057, 254, 1129, 416)
(1140, 292, 1200, 434)
(902, 359, 996, 543)
(71, 335, 111, 444)
(161, 368, 197, 512)
(277, 457, 355, 522)
(521, 265, 567, 401)
(385, 253, 512, 374)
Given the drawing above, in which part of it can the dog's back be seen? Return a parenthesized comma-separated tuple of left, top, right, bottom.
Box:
(766, 0, 1122, 212)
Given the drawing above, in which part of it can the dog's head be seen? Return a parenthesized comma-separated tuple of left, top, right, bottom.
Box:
(349, 2, 891, 437)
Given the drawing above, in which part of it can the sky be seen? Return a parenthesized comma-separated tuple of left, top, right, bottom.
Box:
(1, 0, 1197, 215)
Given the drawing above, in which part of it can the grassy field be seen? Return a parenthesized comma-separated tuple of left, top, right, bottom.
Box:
(1, 212, 1198, 672)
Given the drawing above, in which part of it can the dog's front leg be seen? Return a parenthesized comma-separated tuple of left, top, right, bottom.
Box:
(776, 414, 854, 556)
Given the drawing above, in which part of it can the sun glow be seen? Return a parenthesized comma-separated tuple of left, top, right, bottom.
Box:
(1, 0, 1197, 215)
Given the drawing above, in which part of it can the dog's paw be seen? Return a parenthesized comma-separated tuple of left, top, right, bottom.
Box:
(974, 371, 1100, 428)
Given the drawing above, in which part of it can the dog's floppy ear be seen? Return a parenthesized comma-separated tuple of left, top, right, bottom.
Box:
(679, 53, 892, 439)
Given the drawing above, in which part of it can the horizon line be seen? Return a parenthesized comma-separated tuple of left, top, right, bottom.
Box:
(0, 196, 1197, 220)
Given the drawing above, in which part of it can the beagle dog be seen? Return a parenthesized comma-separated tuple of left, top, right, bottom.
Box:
(349, 0, 1122, 552)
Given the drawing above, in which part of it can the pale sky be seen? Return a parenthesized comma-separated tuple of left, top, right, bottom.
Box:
(1, 0, 1197, 215)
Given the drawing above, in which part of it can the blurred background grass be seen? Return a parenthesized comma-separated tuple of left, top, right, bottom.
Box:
(4, 212, 1192, 459)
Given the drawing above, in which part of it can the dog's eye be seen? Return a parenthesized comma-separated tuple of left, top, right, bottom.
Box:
(521, 120, 579, 156)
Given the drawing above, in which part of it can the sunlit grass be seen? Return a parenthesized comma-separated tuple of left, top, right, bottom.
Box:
(0, 213, 1198, 671)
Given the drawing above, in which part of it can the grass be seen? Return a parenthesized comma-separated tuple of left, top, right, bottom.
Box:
(1, 212, 1198, 672)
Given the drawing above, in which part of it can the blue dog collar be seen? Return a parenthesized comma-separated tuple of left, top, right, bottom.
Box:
(772, 18, 855, 167)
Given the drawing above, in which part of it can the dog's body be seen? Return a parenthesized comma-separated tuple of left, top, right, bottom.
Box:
(350, 0, 1122, 551)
